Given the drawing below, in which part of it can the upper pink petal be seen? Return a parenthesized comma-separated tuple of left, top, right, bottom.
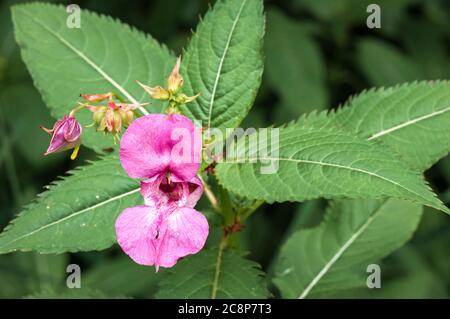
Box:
(115, 205, 160, 266)
(155, 207, 209, 269)
(167, 114, 202, 180)
(120, 114, 201, 180)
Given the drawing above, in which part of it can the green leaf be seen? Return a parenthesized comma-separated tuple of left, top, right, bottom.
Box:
(329, 81, 450, 171)
(0, 155, 141, 253)
(265, 8, 328, 115)
(357, 38, 423, 86)
(273, 199, 423, 298)
(215, 125, 448, 213)
(354, 246, 448, 298)
(82, 256, 160, 297)
(0, 252, 67, 298)
(12, 3, 174, 152)
(179, 0, 264, 130)
(156, 248, 270, 299)
(0, 84, 65, 169)
(294, 0, 414, 33)
(25, 288, 124, 299)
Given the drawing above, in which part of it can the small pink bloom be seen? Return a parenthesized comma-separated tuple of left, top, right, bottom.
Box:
(41, 115, 82, 156)
(116, 113, 207, 270)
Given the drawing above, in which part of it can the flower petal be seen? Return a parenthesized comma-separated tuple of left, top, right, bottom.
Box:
(140, 174, 177, 209)
(155, 207, 209, 269)
(170, 175, 204, 208)
(141, 174, 203, 209)
(115, 205, 160, 266)
(120, 114, 201, 180)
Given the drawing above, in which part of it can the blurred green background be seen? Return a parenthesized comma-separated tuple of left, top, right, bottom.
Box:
(0, 0, 449, 298)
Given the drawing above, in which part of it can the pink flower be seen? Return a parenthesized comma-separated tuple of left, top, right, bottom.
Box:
(116, 114, 207, 270)
(40, 115, 82, 159)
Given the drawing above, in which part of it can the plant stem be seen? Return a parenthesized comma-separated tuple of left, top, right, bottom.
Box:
(219, 186, 234, 226)
(211, 235, 227, 299)
(199, 175, 220, 213)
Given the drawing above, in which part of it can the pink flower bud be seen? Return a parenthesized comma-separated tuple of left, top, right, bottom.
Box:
(41, 115, 82, 158)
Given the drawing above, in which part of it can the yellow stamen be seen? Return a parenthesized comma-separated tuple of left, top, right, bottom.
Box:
(70, 144, 80, 160)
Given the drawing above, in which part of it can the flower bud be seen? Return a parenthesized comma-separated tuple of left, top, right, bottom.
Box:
(137, 81, 170, 100)
(175, 93, 200, 105)
(88, 106, 107, 126)
(85, 100, 141, 140)
(167, 57, 183, 92)
(104, 108, 122, 135)
(120, 109, 135, 126)
(40, 115, 82, 159)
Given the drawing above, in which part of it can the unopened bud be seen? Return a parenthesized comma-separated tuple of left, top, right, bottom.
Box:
(104, 108, 122, 135)
(167, 57, 183, 92)
(137, 81, 170, 100)
(40, 115, 82, 159)
(175, 93, 199, 105)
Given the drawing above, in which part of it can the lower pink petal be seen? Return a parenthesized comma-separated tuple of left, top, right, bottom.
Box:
(155, 207, 209, 269)
(115, 206, 160, 266)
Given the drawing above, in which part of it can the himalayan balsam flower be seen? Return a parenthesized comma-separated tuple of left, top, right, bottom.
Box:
(116, 114, 207, 270)
(40, 115, 82, 160)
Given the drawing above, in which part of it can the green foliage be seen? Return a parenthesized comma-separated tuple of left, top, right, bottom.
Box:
(0, 84, 65, 168)
(357, 38, 423, 86)
(265, 8, 328, 115)
(0, 252, 67, 298)
(329, 81, 450, 171)
(1, 0, 449, 300)
(156, 248, 270, 299)
(273, 199, 422, 298)
(25, 288, 123, 299)
(215, 125, 447, 213)
(82, 256, 161, 297)
(12, 3, 174, 152)
(179, 0, 264, 129)
(0, 155, 141, 253)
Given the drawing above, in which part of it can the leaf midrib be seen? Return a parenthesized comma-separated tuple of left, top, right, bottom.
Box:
(297, 200, 386, 299)
(0, 188, 140, 250)
(19, 9, 148, 115)
(367, 106, 450, 140)
(227, 156, 434, 208)
(206, 0, 247, 129)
